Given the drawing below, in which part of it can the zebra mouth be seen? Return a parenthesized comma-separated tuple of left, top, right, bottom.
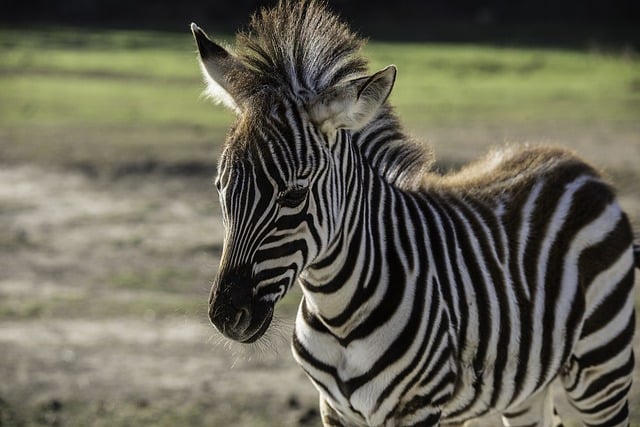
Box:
(240, 307, 273, 344)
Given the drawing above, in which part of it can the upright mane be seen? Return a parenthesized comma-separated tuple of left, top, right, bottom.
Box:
(230, 0, 367, 99)
(226, 0, 434, 188)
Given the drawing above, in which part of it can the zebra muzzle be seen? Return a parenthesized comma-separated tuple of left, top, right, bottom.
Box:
(208, 267, 274, 343)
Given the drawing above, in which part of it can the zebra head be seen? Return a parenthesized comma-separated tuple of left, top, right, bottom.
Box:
(191, 21, 395, 343)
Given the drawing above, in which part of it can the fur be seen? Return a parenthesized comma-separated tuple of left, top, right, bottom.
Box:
(219, 0, 434, 189)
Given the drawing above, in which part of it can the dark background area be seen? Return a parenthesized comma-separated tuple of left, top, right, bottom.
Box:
(3, 0, 640, 47)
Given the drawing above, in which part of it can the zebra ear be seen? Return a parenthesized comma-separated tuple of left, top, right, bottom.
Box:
(308, 65, 397, 136)
(191, 23, 243, 113)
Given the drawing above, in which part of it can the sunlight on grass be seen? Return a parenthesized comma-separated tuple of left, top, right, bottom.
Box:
(1, 28, 638, 169)
(368, 43, 640, 125)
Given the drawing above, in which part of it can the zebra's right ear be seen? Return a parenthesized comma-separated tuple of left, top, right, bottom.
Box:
(191, 23, 243, 113)
(308, 65, 397, 139)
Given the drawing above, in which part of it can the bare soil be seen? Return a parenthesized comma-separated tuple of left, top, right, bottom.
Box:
(0, 165, 318, 426)
(0, 134, 639, 426)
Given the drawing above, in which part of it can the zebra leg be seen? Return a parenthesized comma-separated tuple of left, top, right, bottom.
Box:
(319, 398, 345, 427)
(501, 386, 563, 427)
(560, 348, 634, 426)
(559, 258, 635, 426)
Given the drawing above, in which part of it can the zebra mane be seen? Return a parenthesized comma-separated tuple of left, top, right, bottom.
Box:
(228, 0, 434, 189)
(231, 0, 366, 98)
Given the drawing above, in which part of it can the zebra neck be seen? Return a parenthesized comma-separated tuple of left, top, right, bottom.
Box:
(300, 163, 440, 339)
(352, 105, 433, 190)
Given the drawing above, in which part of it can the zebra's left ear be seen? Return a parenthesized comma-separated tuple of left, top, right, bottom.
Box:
(308, 65, 397, 137)
(191, 23, 244, 113)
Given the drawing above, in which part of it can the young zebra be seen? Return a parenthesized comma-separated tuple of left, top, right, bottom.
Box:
(191, 1, 639, 425)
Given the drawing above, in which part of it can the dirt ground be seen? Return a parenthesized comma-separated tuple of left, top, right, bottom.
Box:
(0, 134, 639, 426)
(0, 165, 319, 426)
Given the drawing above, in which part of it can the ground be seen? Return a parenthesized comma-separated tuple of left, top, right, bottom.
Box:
(0, 165, 319, 426)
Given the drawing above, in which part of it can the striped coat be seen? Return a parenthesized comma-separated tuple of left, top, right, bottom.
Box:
(190, 1, 638, 425)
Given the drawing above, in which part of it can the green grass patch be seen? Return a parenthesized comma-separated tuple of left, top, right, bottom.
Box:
(368, 43, 640, 126)
(0, 27, 638, 170)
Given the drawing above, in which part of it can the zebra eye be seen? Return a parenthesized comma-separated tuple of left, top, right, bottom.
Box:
(277, 185, 308, 208)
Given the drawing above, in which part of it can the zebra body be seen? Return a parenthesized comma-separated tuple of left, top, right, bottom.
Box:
(190, 1, 637, 425)
(293, 143, 636, 426)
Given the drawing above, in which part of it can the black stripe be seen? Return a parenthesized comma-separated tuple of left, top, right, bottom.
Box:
(439, 197, 496, 418)
(427, 193, 467, 361)
(303, 218, 365, 294)
(536, 180, 609, 389)
(512, 170, 577, 401)
(341, 230, 428, 396)
(580, 297, 635, 370)
(375, 277, 443, 412)
(463, 198, 514, 407)
(578, 216, 633, 293)
(389, 309, 453, 417)
(291, 331, 340, 402)
(581, 267, 635, 341)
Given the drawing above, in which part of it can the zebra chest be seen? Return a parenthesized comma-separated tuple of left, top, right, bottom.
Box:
(293, 328, 401, 425)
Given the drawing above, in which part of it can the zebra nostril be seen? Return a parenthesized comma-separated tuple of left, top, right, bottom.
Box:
(232, 307, 252, 331)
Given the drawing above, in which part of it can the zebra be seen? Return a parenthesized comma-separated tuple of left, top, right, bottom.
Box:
(190, 1, 639, 426)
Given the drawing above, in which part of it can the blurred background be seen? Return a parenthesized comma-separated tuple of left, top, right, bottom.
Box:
(1, 1, 639, 426)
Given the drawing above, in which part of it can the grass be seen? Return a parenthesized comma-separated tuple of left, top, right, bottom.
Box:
(370, 43, 640, 125)
(0, 27, 638, 169)
(0, 27, 232, 168)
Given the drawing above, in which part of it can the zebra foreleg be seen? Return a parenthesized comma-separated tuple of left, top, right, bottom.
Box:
(501, 386, 563, 427)
(560, 350, 633, 427)
(319, 398, 346, 427)
(559, 252, 635, 427)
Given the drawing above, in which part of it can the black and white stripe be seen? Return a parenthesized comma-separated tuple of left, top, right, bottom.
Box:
(192, 1, 637, 425)
(290, 143, 636, 426)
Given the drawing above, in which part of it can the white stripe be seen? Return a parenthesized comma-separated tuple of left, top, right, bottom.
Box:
(516, 180, 545, 301)
(521, 175, 592, 398)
